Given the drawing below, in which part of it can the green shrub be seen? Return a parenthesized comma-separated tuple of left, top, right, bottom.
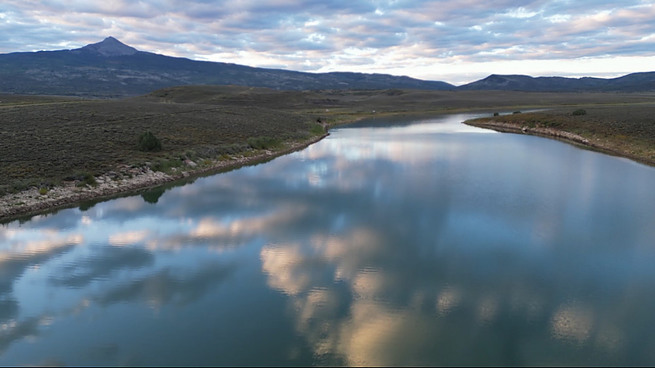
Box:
(310, 123, 326, 136)
(543, 120, 562, 127)
(572, 109, 587, 116)
(138, 131, 162, 152)
(76, 172, 97, 187)
(151, 158, 183, 173)
(247, 136, 281, 150)
(39, 187, 48, 195)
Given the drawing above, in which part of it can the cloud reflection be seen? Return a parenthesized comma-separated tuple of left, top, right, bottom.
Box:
(550, 303, 595, 344)
(94, 263, 235, 309)
(0, 318, 39, 355)
(50, 246, 154, 288)
(1, 114, 654, 365)
(0, 229, 82, 302)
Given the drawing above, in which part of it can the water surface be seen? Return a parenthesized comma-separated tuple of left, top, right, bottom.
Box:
(1, 113, 654, 366)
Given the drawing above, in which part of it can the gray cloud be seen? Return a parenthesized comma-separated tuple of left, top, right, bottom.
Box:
(0, 0, 653, 83)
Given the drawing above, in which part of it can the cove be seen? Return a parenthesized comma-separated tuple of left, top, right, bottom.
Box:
(0, 113, 654, 366)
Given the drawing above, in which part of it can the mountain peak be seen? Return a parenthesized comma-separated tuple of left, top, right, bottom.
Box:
(80, 36, 138, 56)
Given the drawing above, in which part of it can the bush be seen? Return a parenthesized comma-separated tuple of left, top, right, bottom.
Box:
(138, 131, 162, 152)
(151, 158, 182, 173)
(247, 136, 281, 150)
(572, 109, 587, 116)
(310, 123, 326, 136)
(75, 172, 97, 187)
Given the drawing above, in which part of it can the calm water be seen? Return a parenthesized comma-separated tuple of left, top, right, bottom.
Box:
(1, 113, 655, 366)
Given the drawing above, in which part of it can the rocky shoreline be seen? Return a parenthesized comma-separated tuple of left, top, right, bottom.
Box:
(0, 133, 328, 223)
(463, 120, 655, 167)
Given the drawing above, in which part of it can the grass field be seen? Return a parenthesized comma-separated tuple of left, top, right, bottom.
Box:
(2, 87, 654, 196)
(0, 92, 317, 195)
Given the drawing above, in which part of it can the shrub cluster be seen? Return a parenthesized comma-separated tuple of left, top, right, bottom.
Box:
(310, 123, 326, 136)
(75, 172, 97, 187)
(138, 131, 162, 152)
(572, 109, 587, 116)
(247, 136, 281, 150)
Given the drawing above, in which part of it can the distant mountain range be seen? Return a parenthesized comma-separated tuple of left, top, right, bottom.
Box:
(0, 37, 653, 97)
(458, 73, 655, 92)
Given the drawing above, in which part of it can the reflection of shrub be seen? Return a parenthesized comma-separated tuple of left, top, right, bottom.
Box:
(513, 111, 521, 114)
(493, 112, 499, 116)
(141, 187, 166, 204)
(572, 109, 587, 116)
(138, 131, 162, 152)
(78, 200, 97, 212)
(247, 136, 281, 150)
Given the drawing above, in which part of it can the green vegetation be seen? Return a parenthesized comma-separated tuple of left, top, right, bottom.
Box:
(310, 123, 326, 136)
(75, 172, 98, 187)
(572, 109, 587, 116)
(151, 157, 183, 173)
(248, 136, 282, 150)
(138, 131, 162, 152)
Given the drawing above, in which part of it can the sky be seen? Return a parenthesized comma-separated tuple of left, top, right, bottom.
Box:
(1, 0, 654, 85)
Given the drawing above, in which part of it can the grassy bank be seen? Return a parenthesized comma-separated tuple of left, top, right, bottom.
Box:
(464, 104, 655, 167)
(2, 87, 655, 221)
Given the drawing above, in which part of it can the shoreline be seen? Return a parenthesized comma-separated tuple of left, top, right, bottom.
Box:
(463, 120, 655, 168)
(3, 110, 653, 223)
(0, 133, 329, 224)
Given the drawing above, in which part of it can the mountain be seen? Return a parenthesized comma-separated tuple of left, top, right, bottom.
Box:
(78, 36, 138, 56)
(0, 37, 653, 97)
(457, 72, 655, 92)
(0, 37, 454, 97)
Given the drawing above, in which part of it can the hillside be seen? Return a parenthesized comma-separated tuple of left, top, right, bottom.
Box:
(458, 72, 655, 92)
(0, 37, 453, 97)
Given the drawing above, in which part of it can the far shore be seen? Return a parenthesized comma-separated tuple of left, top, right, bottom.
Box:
(464, 115, 655, 166)
(0, 133, 329, 223)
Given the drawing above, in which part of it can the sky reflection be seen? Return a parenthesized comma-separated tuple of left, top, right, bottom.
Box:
(0, 114, 654, 365)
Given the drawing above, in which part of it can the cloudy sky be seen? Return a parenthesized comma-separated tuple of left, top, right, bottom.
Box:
(1, 0, 654, 85)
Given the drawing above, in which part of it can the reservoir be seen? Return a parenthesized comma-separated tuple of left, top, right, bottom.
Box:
(1, 113, 654, 366)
